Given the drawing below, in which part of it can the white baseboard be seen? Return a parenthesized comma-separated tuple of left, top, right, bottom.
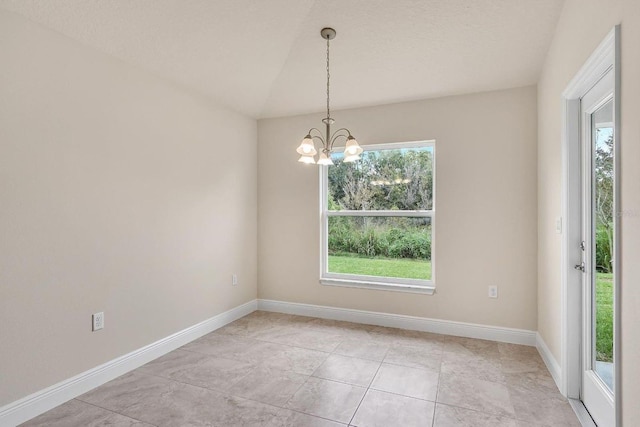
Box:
(536, 332, 562, 391)
(0, 299, 257, 427)
(257, 299, 536, 346)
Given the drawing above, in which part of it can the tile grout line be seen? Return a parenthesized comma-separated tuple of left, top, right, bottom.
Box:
(279, 351, 332, 410)
(237, 334, 338, 354)
(431, 351, 444, 427)
(365, 387, 437, 403)
(181, 334, 335, 369)
(72, 397, 159, 427)
(346, 343, 390, 426)
(274, 371, 356, 426)
(377, 359, 441, 373)
(432, 401, 533, 424)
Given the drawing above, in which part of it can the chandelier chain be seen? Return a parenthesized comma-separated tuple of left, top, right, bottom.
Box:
(326, 38, 330, 119)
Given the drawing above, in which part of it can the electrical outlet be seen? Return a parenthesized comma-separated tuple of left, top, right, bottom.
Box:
(488, 285, 498, 299)
(232, 274, 238, 286)
(92, 312, 104, 331)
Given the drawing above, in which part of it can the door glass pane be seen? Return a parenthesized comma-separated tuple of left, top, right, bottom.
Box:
(592, 99, 614, 391)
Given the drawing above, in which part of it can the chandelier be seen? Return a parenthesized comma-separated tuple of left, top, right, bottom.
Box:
(296, 28, 363, 165)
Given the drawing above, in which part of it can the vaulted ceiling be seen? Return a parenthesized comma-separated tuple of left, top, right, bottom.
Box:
(0, 0, 565, 118)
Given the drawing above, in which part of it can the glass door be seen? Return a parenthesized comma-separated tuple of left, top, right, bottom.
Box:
(579, 69, 615, 427)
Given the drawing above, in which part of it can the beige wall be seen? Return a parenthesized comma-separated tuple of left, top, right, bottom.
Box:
(5, 0, 639, 420)
(0, 10, 257, 406)
(537, 0, 640, 423)
(258, 86, 538, 331)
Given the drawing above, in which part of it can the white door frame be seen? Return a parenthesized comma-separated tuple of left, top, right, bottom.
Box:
(561, 26, 621, 425)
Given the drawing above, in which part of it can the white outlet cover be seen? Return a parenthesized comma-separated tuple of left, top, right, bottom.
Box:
(92, 312, 104, 331)
(488, 286, 498, 298)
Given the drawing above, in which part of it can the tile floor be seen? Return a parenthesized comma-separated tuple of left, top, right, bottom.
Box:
(21, 311, 581, 427)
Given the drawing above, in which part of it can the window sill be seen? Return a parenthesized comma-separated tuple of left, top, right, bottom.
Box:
(320, 278, 435, 295)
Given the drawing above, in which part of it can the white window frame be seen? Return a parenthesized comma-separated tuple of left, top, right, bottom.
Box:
(319, 140, 436, 294)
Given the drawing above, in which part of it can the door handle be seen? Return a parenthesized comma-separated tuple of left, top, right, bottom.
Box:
(574, 262, 585, 272)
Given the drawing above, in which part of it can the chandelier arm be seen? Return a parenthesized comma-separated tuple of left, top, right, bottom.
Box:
(329, 133, 349, 150)
(308, 128, 327, 148)
(330, 127, 352, 142)
(311, 135, 326, 145)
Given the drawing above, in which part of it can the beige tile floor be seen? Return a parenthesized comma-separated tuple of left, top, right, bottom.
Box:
(21, 311, 581, 427)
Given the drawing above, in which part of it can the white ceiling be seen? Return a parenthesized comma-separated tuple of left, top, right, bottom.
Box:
(0, 0, 564, 118)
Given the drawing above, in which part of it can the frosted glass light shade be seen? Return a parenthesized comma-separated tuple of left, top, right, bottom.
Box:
(317, 152, 334, 166)
(298, 155, 316, 164)
(296, 136, 317, 156)
(343, 154, 361, 163)
(344, 136, 363, 156)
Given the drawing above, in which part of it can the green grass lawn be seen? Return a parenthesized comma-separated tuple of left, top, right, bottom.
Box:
(596, 272, 613, 362)
(329, 254, 613, 362)
(328, 253, 431, 280)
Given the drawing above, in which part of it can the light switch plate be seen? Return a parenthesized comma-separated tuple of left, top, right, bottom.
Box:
(555, 217, 563, 234)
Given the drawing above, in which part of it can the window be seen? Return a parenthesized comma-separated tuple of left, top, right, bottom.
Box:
(320, 141, 435, 293)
